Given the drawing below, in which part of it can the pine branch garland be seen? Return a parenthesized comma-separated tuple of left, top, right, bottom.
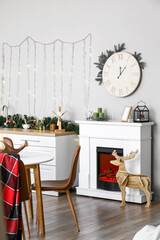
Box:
(0, 114, 79, 134)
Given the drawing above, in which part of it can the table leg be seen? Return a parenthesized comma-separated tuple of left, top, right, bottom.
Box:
(25, 168, 33, 219)
(33, 164, 45, 235)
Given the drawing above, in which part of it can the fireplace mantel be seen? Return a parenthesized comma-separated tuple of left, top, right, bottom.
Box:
(75, 120, 154, 203)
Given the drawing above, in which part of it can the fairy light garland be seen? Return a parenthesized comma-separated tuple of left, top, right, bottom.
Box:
(83, 39, 87, 118)
(1, 34, 92, 118)
(1, 44, 5, 111)
(43, 45, 47, 115)
(87, 35, 92, 114)
(15, 45, 21, 112)
(66, 43, 75, 110)
(52, 42, 56, 110)
(60, 42, 64, 108)
(27, 38, 31, 115)
(33, 42, 37, 116)
(8, 47, 13, 109)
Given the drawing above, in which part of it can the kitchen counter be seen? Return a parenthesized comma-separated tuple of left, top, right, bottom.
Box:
(0, 128, 75, 137)
(0, 128, 78, 196)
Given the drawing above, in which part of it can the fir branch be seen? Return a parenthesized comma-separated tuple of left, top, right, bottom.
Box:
(94, 43, 125, 85)
(114, 43, 126, 52)
(133, 52, 146, 69)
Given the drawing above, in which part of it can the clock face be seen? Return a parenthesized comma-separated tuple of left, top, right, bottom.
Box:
(102, 52, 141, 97)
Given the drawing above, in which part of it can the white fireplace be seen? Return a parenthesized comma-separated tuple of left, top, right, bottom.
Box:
(75, 120, 154, 203)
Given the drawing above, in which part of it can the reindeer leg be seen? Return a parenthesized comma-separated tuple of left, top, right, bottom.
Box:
(145, 189, 151, 208)
(120, 185, 126, 207)
(141, 178, 151, 208)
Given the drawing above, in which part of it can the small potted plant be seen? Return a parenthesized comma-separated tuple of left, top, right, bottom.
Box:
(22, 115, 36, 129)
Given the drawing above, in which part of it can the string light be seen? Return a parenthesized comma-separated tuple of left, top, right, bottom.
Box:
(33, 42, 37, 116)
(1, 34, 92, 117)
(66, 43, 75, 110)
(39, 45, 46, 116)
(8, 47, 13, 109)
(27, 38, 31, 115)
(83, 39, 87, 118)
(1, 44, 5, 113)
(15, 45, 21, 112)
(52, 42, 56, 110)
(87, 34, 92, 113)
(60, 42, 64, 107)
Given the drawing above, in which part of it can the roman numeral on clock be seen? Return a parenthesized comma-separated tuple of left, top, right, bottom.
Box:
(104, 80, 111, 87)
(111, 57, 116, 63)
(132, 72, 139, 76)
(131, 62, 137, 68)
(125, 87, 130, 95)
(103, 71, 109, 76)
(111, 86, 116, 94)
(130, 81, 136, 88)
(118, 53, 123, 60)
(119, 89, 123, 96)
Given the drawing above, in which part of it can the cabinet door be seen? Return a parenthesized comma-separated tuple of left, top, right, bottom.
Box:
(10, 134, 55, 147)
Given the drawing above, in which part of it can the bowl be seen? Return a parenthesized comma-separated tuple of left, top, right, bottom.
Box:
(22, 124, 30, 129)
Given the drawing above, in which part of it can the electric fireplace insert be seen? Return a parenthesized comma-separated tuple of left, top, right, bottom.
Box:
(97, 147, 123, 191)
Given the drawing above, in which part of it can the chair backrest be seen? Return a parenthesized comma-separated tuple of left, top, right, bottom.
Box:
(3, 137, 30, 201)
(66, 145, 80, 189)
(19, 160, 30, 201)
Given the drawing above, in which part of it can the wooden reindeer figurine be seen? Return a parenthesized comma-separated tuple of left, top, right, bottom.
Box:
(111, 150, 151, 208)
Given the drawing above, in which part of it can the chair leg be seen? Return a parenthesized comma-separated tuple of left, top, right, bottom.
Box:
(22, 218, 26, 240)
(23, 202, 31, 238)
(66, 189, 80, 232)
(36, 202, 40, 233)
(25, 168, 34, 219)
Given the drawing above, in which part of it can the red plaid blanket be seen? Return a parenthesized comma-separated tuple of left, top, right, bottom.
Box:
(0, 153, 22, 240)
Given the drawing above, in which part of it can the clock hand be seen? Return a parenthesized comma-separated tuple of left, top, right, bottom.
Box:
(117, 67, 122, 79)
(121, 66, 127, 75)
(117, 66, 127, 79)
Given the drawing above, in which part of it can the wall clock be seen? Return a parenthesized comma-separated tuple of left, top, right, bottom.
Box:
(94, 43, 145, 97)
(102, 52, 141, 97)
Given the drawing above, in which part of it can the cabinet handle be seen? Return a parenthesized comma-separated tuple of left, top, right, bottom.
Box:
(20, 139, 40, 142)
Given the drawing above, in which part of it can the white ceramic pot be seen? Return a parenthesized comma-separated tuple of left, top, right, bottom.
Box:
(22, 124, 30, 129)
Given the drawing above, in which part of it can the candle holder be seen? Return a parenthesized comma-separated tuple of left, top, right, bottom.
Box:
(134, 100, 149, 122)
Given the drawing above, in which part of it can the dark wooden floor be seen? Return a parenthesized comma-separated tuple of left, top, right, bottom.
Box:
(24, 191, 160, 240)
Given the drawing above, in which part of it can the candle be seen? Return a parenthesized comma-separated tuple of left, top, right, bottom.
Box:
(99, 112, 104, 118)
(93, 112, 99, 119)
(98, 108, 102, 113)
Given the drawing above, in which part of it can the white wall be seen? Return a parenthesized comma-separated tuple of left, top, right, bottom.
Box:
(0, 0, 160, 199)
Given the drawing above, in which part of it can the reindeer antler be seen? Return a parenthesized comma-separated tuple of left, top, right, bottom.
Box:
(112, 150, 121, 160)
(112, 150, 138, 161)
(0, 140, 28, 154)
(121, 150, 138, 161)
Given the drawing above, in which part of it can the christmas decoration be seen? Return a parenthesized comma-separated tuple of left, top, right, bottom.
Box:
(94, 43, 145, 85)
(0, 114, 79, 134)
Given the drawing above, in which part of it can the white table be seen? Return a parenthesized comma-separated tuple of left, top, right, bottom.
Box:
(20, 151, 53, 166)
(20, 151, 53, 235)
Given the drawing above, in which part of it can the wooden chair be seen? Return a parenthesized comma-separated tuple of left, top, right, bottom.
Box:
(3, 137, 31, 239)
(31, 145, 81, 232)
